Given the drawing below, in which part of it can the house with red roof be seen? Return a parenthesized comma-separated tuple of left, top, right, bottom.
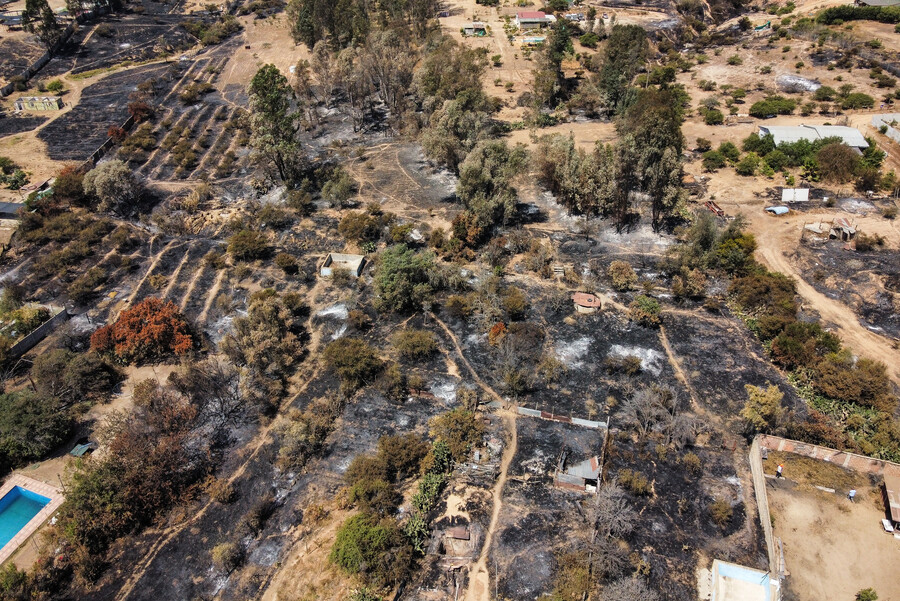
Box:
(515, 11, 555, 29)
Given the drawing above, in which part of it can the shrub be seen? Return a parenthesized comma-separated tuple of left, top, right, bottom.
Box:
(393, 329, 438, 360)
(704, 108, 724, 125)
(604, 355, 643, 376)
(696, 137, 712, 152)
(374, 245, 434, 313)
(429, 408, 484, 463)
(211, 542, 244, 572)
(329, 513, 411, 587)
(618, 468, 651, 495)
(629, 295, 661, 327)
(227, 229, 269, 261)
(324, 338, 383, 393)
(735, 153, 760, 176)
(501, 287, 528, 319)
(90, 297, 194, 364)
(813, 351, 896, 412)
(710, 498, 733, 528)
(682, 452, 702, 474)
(727, 54, 743, 65)
(718, 141, 740, 162)
(842, 92, 875, 110)
(749, 96, 797, 118)
(274, 252, 298, 275)
(0, 390, 72, 469)
(702, 150, 726, 172)
(608, 260, 638, 291)
(580, 32, 599, 47)
(857, 589, 878, 601)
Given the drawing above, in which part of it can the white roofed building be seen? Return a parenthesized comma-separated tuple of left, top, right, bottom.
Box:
(758, 124, 869, 151)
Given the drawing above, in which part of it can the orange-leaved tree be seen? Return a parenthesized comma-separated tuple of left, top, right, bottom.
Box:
(90, 297, 194, 364)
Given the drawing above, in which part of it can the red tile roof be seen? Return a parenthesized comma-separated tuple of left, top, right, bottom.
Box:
(572, 292, 602, 308)
(517, 11, 547, 19)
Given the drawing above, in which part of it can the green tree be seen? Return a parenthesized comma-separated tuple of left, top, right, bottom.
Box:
(22, 0, 61, 49)
(83, 160, 143, 216)
(248, 65, 306, 183)
(817, 142, 860, 183)
(741, 383, 784, 433)
(0, 390, 71, 469)
(375, 244, 435, 313)
(323, 337, 384, 392)
(329, 513, 411, 586)
(429, 408, 485, 462)
(595, 25, 649, 114)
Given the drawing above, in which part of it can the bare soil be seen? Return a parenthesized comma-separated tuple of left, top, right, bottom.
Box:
(768, 480, 900, 601)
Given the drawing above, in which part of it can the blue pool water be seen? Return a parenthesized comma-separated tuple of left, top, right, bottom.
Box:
(0, 486, 50, 548)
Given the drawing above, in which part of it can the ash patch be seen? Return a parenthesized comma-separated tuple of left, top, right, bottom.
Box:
(608, 344, 665, 375)
(554, 336, 591, 368)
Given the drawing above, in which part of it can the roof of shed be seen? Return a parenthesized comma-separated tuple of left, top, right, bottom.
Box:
(758, 124, 869, 148)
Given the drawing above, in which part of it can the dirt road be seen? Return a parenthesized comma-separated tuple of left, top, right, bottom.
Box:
(714, 187, 900, 386)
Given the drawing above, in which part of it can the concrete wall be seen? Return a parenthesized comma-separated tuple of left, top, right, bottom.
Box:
(7, 306, 69, 359)
(749, 437, 779, 576)
(871, 114, 900, 146)
(757, 434, 900, 477)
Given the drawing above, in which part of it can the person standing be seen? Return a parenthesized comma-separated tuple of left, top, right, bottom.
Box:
(848, 489, 857, 502)
(776, 464, 784, 479)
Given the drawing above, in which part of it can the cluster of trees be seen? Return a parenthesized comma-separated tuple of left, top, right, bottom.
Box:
(331, 409, 481, 587)
(288, 0, 436, 49)
(703, 132, 888, 188)
(667, 215, 899, 458)
(535, 86, 685, 229)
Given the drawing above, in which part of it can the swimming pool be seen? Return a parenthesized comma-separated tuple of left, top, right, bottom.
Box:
(0, 486, 51, 548)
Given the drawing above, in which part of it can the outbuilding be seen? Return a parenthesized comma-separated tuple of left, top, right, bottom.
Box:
(758, 124, 869, 152)
(882, 471, 900, 526)
(14, 96, 63, 111)
(515, 11, 555, 29)
(320, 253, 366, 278)
(572, 292, 602, 314)
(462, 21, 486, 36)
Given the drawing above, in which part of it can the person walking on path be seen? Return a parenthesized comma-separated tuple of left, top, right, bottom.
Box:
(776, 464, 784, 479)
(849, 489, 856, 502)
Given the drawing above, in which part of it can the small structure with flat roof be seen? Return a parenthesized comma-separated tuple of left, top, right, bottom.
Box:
(320, 253, 366, 278)
(515, 11, 554, 29)
(781, 188, 809, 203)
(572, 292, 602, 314)
(14, 96, 63, 111)
(709, 559, 777, 601)
(463, 21, 486, 35)
(554, 449, 601, 493)
(758, 125, 869, 152)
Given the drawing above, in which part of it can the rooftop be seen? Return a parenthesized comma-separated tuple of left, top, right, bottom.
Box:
(517, 11, 548, 19)
(572, 292, 602, 308)
(758, 124, 869, 149)
(710, 560, 775, 601)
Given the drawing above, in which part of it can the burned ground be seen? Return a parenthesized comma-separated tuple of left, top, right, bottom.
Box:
(0, 36, 45, 84)
(791, 239, 900, 339)
(37, 63, 172, 161)
(0, 115, 49, 136)
(492, 418, 599, 600)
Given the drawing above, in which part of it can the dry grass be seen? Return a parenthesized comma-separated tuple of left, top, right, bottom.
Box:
(763, 450, 869, 490)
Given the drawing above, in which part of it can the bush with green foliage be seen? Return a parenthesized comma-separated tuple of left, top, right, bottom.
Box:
(608, 260, 638, 291)
(749, 96, 797, 118)
(393, 329, 438, 360)
(702, 150, 726, 172)
(227, 229, 269, 261)
(628, 295, 661, 327)
(429, 408, 485, 463)
(374, 244, 435, 313)
(323, 337, 383, 393)
(329, 512, 411, 587)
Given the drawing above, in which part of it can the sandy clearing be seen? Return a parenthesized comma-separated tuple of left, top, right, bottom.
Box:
(769, 483, 900, 601)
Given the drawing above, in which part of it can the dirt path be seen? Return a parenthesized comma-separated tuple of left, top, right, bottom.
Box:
(196, 267, 226, 323)
(465, 410, 516, 601)
(428, 312, 517, 601)
(748, 214, 900, 386)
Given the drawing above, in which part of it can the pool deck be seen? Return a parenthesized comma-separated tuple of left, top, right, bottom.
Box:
(0, 474, 63, 565)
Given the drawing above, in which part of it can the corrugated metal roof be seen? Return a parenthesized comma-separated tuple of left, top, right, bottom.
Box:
(517, 11, 547, 19)
(566, 456, 601, 480)
(447, 526, 470, 540)
(758, 125, 869, 149)
(858, 0, 900, 6)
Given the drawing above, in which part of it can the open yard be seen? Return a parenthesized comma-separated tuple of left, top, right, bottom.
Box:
(767, 477, 900, 601)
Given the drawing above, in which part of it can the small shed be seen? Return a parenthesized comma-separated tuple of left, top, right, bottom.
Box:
(830, 217, 856, 241)
(572, 292, 602, 314)
(781, 188, 809, 203)
(884, 471, 900, 526)
(14, 96, 63, 111)
(320, 253, 366, 278)
(555, 453, 601, 493)
(463, 21, 486, 36)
